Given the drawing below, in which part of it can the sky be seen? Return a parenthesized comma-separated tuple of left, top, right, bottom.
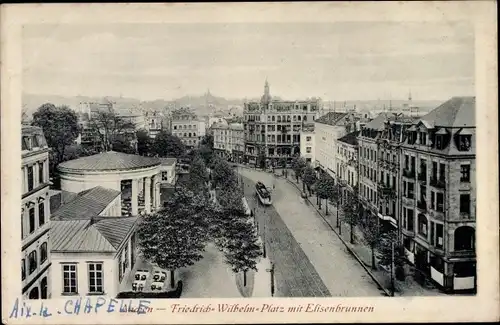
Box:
(22, 22, 475, 101)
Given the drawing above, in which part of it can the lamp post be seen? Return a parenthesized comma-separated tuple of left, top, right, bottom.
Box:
(266, 262, 275, 297)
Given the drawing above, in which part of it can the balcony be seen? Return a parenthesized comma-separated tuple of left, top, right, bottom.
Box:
(417, 172, 427, 184)
(430, 177, 446, 189)
(403, 169, 416, 178)
(417, 200, 427, 211)
(378, 182, 396, 200)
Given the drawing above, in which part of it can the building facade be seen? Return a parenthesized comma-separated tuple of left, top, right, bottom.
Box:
(299, 127, 315, 163)
(171, 108, 205, 149)
(21, 126, 52, 299)
(212, 123, 244, 163)
(314, 112, 356, 179)
(50, 217, 138, 298)
(400, 97, 476, 292)
(243, 80, 321, 167)
(145, 111, 163, 139)
(336, 131, 359, 202)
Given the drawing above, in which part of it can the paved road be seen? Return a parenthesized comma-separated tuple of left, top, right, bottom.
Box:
(178, 243, 242, 298)
(241, 174, 330, 297)
(239, 168, 383, 297)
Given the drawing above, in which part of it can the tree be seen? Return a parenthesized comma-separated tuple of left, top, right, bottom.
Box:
(342, 189, 360, 244)
(377, 230, 405, 275)
(184, 154, 209, 193)
(137, 187, 212, 288)
(151, 130, 186, 158)
(32, 103, 80, 163)
(291, 157, 307, 183)
(302, 165, 317, 196)
(361, 215, 382, 270)
(88, 110, 136, 152)
(200, 134, 214, 149)
(136, 129, 151, 156)
(198, 144, 214, 167)
(315, 173, 336, 214)
(112, 138, 136, 154)
(212, 158, 238, 190)
(224, 218, 263, 286)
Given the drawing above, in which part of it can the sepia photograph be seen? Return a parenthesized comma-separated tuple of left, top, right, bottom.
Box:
(1, 2, 498, 324)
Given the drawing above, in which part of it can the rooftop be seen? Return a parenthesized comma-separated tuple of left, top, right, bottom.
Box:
(58, 151, 161, 172)
(419, 96, 475, 128)
(51, 186, 121, 220)
(315, 112, 349, 126)
(338, 131, 360, 146)
(51, 217, 137, 253)
(363, 112, 417, 131)
(159, 157, 177, 166)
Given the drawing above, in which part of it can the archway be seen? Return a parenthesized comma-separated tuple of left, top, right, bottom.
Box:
(28, 286, 39, 299)
(454, 226, 475, 251)
(41, 277, 48, 299)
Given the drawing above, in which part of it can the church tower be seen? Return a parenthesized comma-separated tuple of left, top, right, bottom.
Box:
(261, 78, 272, 106)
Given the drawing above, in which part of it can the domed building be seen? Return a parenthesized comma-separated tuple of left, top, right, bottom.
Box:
(58, 151, 162, 215)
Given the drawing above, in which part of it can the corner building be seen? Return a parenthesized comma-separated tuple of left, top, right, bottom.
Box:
(21, 126, 52, 299)
(400, 97, 476, 292)
(243, 80, 321, 167)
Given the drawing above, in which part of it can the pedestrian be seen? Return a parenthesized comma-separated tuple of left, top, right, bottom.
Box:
(273, 183, 275, 189)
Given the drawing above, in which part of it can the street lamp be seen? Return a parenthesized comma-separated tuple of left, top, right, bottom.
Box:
(266, 262, 275, 297)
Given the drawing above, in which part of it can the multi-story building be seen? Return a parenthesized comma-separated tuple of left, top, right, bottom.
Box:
(170, 107, 205, 149)
(314, 112, 358, 179)
(144, 111, 163, 139)
(21, 126, 52, 299)
(213, 123, 244, 163)
(400, 97, 476, 292)
(357, 112, 417, 231)
(243, 80, 321, 167)
(299, 126, 315, 164)
(336, 130, 360, 202)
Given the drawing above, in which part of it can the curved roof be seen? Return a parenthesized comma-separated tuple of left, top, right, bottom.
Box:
(58, 151, 160, 172)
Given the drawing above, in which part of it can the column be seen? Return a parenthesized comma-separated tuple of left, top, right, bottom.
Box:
(155, 175, 161, 209)
(131, 179, 138, 216)
(144, 177, 151, 214)
(33, 163, 39, 187)
(22, 167, 27, 193)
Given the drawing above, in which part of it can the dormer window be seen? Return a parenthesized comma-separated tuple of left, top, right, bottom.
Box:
(419, 131, 427, 146)
(458, 135, 472, 151)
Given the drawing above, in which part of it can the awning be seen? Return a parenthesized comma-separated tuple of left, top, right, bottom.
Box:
(378, 213, 397, 226)
(456, 128, 474, 135)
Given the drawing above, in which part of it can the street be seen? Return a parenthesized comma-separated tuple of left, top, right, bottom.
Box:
(239, 167, 384, 297)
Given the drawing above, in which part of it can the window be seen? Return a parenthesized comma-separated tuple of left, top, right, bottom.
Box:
(28, 250, 37, 274)
(27, 166, 34, 191)
(430, 221, 435, 245)
(29, 207, 35, 234)
(306, 147, 312, 153)
(173, 125, 178, 130)
(38, 202, 45, 226)
(458, 135, 472, 151)
(420, 132, 427, 145)
(39, 162, 44, 184)
(460, 194, 471, 214)
(62, 264, 78, 294)
(21, 259, 26, 281)
(404, 155, 409, 170)
(407, 209, 414, 231)
(454, 226, 475, 251)
(436, 224, 444, 249)
(408, 182, 414, 199)
(88, 263, 104, 293)
(460, 164, 470, 182)
(436, 192, 444, 212)
(306, 136, 311, 141)
(439, 163, 446, 180)
(431, 191, 436, 210)
(40, 242, 48, 264)
(418, 214, 428, 237)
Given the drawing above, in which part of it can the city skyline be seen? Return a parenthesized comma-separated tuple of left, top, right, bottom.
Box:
(23, 22, 474, 102)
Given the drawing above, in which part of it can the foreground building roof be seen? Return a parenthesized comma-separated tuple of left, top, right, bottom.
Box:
(51, 217, 138, 253)
(51, 186, 121, 220)
(419, 96, 475, 128)
(159, 158, 177, 166)
(58, 151, 161, 172)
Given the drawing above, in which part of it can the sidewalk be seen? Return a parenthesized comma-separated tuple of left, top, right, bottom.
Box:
(287, 177, 447, 297)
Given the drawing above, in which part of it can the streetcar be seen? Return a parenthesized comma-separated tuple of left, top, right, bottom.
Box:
(255, 181, 273, 206)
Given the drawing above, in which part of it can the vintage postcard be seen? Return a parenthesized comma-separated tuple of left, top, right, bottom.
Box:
(1, 2, 498, 324)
